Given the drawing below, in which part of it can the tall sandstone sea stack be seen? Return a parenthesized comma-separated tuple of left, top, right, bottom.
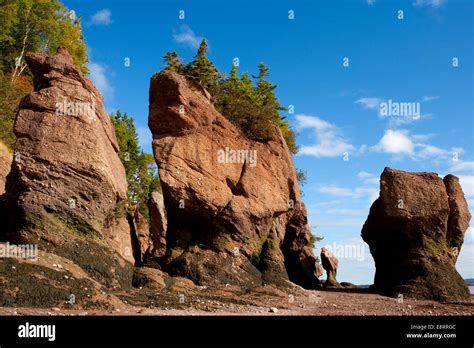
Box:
(0, 48, 134, 287)
(148, 70, 320, 288)
(362, 167, 471, 302)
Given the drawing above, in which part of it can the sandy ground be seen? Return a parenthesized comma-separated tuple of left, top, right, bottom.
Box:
(1, 246, 472, 316)
(0, 286, 472, 316)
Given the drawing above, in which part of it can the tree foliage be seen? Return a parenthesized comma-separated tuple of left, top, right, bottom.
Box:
(110, 111, 160, 220)
(296, 169, 307, 186)
(162, 51, 185, 73)
(215, 63, 298, 154)
(163, 41, 298, 155)
(0, 71, 33, 148)
(0, 0, 88, 78)
(0, 0, 88, 149)
(183, 39, 219, 92)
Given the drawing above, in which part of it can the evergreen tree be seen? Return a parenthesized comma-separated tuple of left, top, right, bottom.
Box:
(254, 63, 297, 154)
(185, 39, 219, 91)
(213, 64, 240, 121)
(214, 62, 297, 153)
(215, 66, 262, 140)
(163, 51, 184, 73)
(163, 45, 299, 156)
(255, 63, 283, 117)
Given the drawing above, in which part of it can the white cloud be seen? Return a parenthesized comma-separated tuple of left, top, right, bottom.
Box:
(356, 97, 383, 111)
(457, 227, 474, 279)
(357, 171, 373, 179)
(311, 199, 346, 208)
(458, 176, 474, 197)
(317, 185, 353, 197)
(372, 129, 415, 155)
(367, 0, 376, 5)
(357, 171, 379, 185)
(371, 129, 462, 162)
(365, 178, 380, 185)
(295, 114, 355, 157)
(465, 227, 474, 244)
(88, 62, 113, 99)
(387, 113, 431, 127)
(88, 9, 112, 26)
(416, 143, 449, 159)
(324, 208, 367, 216)
(411, 133, 435, 142)
(414, 0, 445, 8)
(173, 25, 202, 50)
(416, 145, 461, 162)
(450, 161, 474, 174)
(317, 185, 378, 202)
(421, 95, 439, 102)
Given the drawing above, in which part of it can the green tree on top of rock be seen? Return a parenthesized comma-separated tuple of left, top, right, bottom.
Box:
(184, 39, 219, 91)
(161, 43, 299, 155)
(162, 51, 184, 73)
(254, 63, 297, 154)
(213, 62, 298, 154)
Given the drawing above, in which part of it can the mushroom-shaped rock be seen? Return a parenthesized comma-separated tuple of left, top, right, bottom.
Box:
(321, 247, 340, 288)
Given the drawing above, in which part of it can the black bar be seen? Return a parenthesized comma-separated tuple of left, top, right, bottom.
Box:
(0, 315, 472, 346)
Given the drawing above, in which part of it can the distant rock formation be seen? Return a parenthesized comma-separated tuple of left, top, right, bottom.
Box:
(321, 247, 340, 288)
(0, 142, 12, 195)
(362, 167, 471, 302)
(148, 70, 320, 288)
(1, 48, 133, 287)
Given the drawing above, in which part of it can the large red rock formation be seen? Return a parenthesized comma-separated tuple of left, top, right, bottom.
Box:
(148, 70, 320, 288)
(1, 48, 133, 287)
(362, 167, 471, 302)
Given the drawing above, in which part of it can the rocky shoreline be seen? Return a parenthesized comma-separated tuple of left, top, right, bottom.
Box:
(0, 48, 471, 313)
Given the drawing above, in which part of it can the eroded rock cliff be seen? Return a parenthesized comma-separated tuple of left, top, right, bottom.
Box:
(148, 70, 320, 288)
(362, 167, 471, 302)
(1, 48, 133, 288)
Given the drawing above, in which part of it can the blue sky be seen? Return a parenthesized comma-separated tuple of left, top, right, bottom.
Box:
(64, 0, 473, 284)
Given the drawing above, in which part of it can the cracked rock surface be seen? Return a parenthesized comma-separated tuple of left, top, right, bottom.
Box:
(362, 167, 471, 302)
(0, 48, 133, 288)
(148, 70, 320, 288)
